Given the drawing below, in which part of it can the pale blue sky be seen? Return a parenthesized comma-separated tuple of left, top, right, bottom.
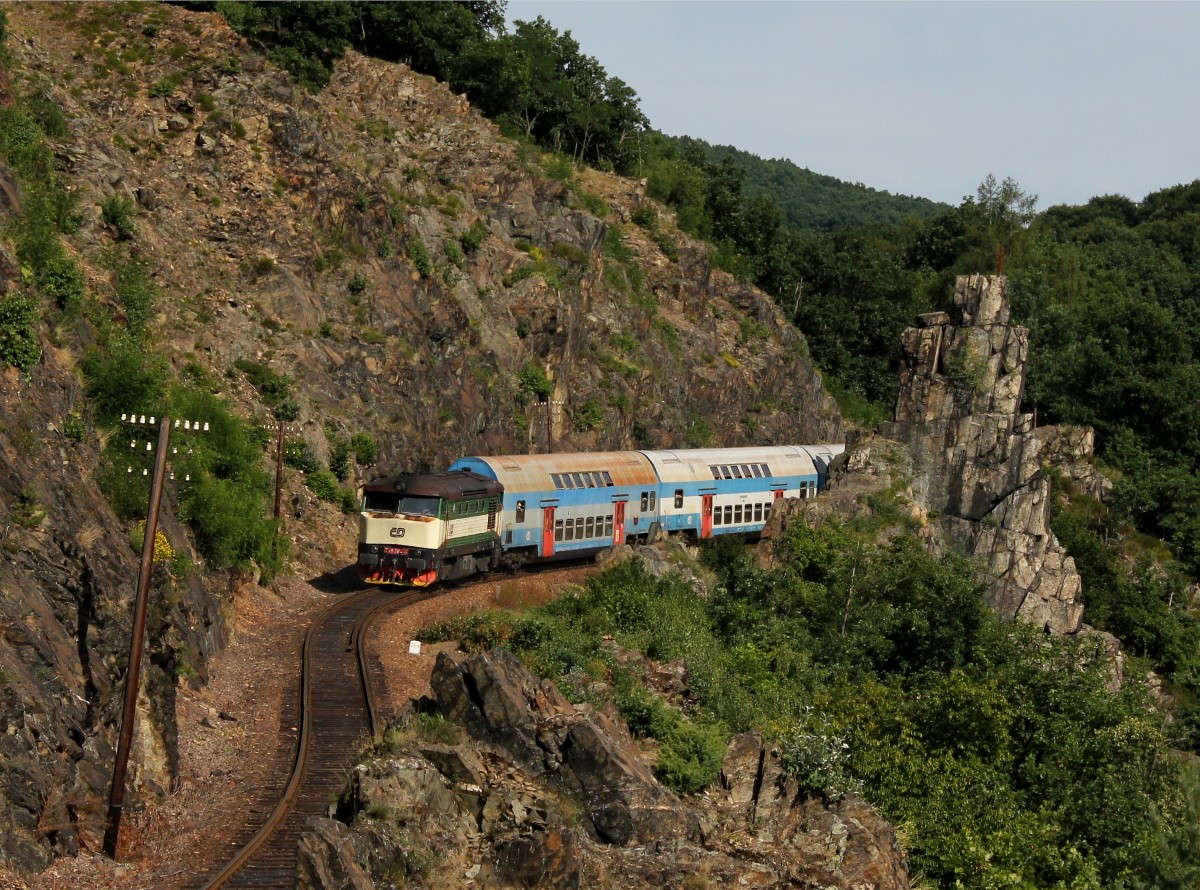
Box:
(508, 1, 1200, 209)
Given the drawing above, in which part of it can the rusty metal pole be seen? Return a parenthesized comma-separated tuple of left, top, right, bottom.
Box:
(274, 417, 285, 520)
(103, 416, 171, 859)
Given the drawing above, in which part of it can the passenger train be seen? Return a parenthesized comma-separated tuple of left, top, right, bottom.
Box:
(357, 444, 845, 587)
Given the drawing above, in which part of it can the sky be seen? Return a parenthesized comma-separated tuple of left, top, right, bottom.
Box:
(507, 1, 1200, 209)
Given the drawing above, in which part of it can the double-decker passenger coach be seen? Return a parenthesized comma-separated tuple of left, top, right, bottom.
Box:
(358, 442, 844, 586)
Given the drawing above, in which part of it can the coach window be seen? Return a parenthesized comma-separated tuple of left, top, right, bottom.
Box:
(710, 465, 720, 480)
(734, 504, 743, 524)
(564, 519, 575, 541)
(603, 472, 614, 487)
(713, 507, 722, 526)
(554, 519, 563, 542)
(575, 517, 584, 539)
(753, 503, 762, 522)
(724, 505, 733, 525)
(604, 515, 614, 537)
(640, 491, 649, 511)
(585, 516, 595, 538)
(674, 489, 684, 509)
(731, 465, 742, 479)
(649, 492, 656, 511)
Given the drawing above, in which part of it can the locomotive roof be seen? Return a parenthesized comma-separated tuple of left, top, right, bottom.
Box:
(363, 469, 501, 500)
(450, 451, 658, 493)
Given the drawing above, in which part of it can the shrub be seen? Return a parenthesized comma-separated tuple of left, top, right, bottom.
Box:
(101, 193, 137, 240)
(39, 253, 85, 314)
(572, 399, 604, 431)
(233, 358, 292, 406)
(329, 439, 351, 480)
(350, 431, 378, 466)
(0, 294, 41, 371)
(113, 254, 157, 334)
(347, 272, 368, 295)
(128, 520, 173, 564)
(656, 718, 728, 795)
(11, 488, 45, 528)
(148, 72, 182, 98)
(518, 361, 553, 400)
(459, 220, 488, 254)
(284, 439, 321, 474)
(63, 410, 85, 442)
(408, 236, 432, 277)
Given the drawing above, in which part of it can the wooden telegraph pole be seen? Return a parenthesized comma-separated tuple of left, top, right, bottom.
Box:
(103, 415, 206, 859)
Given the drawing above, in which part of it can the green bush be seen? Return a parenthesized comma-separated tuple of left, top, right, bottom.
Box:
(81, 338, 167, 421)
(329, 438, 351, 480)
(408, 236, 432, 277)
(572, 398, 605, 432)
(101, 193, 137, 240)
(233, 358, 293, 406)
(39, 253, 85, 314)
(284, 439, 320, 474)
(0, 294, 40, 371)
(350, 431, 378, 466)
(459, 220, 488, 254)
(518, 361, 553, 400)
(655, 718, 727, 795)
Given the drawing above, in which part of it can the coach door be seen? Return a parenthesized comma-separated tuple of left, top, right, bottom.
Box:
(542, 506, 555, 556)
(613, 501, 626, 546)
(701, 494, 713, 540)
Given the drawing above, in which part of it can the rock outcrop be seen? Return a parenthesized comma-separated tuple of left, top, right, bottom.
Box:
(301, 648, 909, 889)
(875, 274, 1088, 633)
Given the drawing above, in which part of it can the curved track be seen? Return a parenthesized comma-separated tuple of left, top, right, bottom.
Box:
(192, 586, 425, 889)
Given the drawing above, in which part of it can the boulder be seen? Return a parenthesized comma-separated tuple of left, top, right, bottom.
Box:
(295, 817, 373, 890)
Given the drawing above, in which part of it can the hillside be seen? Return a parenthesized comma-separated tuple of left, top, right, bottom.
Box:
(673, 135, 947, 231)
(0, 1, 843, 879)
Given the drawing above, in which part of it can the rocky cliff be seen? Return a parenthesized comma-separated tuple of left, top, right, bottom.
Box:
(297, 648, 908, 890)
(0, 2, 842, 876)
(870, 274, 1095, 634)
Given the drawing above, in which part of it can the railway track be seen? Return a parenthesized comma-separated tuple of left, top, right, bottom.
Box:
(189, 585, 427, 889)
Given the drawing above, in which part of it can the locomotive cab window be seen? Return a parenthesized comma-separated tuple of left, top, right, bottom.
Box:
(516, 500, 526, 523)
(640, 491, 648, 511)
(649, 492, 656, 511)
(674, 489, 684, 509)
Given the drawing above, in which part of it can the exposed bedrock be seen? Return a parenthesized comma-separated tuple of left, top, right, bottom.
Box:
(872, 273, 1090, 634)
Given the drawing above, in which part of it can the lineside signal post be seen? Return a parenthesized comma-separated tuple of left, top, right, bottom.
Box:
(103, 413, 208, 859)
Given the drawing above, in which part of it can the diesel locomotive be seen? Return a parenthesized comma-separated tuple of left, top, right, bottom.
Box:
(357, 444, 844, 586)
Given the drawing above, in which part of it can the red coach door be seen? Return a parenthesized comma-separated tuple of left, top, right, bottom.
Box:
(701, 495, 713, 540)
(613, 501, 626, 546)
(543, 506, 555, 556)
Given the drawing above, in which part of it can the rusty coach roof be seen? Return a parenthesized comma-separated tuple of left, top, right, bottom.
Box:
(456, 451, 658, 493)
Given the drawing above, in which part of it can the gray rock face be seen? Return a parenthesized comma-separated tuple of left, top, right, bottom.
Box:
(431, 648, 697, 846)
(878, 274, 1088, 633)
(295, 817, 374, 890)
(313, 654, 908, 888)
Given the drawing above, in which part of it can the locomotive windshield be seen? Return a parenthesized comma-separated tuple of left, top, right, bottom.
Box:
(398, 496, 440, 517)
(362, 490, 400, 513)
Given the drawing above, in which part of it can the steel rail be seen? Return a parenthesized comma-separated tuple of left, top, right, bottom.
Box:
(197, 587, 410, 889)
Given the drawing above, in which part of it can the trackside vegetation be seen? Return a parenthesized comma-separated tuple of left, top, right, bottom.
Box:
(0, 20, 286, 583)
(422, 525, 1200, 889)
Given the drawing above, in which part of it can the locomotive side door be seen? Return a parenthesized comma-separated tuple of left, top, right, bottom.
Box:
(613, 501, 626, 546)
(542, 506, 555, 556)
(700, 494, 713, 540)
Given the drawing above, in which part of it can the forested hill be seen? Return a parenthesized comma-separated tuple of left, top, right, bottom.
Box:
(672, 135, 947, 231)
